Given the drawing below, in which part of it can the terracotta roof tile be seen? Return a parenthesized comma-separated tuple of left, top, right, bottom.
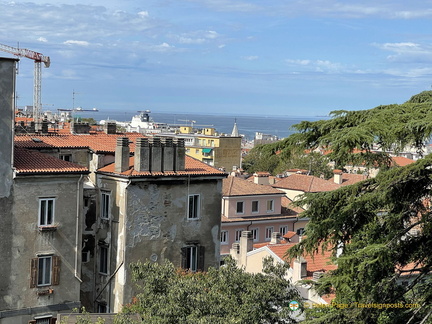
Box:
(273, 174, 340, 192)
(97, 155, 227, 177)
(14, 148, 89, 175)
(391, 156, 416, 167)
(223, 176, 285, 196)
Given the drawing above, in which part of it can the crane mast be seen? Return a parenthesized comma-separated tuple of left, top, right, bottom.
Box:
(0, 43, 50, 131)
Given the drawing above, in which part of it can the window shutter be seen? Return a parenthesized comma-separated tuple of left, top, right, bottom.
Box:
(49, 318, 57, 324)
(181, 247, 188, 269)
(52, 256, 61, 285)
(198, 246, 205, 272)
(30, 258, 38, 288)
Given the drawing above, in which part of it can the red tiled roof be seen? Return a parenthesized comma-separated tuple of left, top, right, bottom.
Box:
(337, 173, 367, 186)
(267, 243, 337, 278)
(14, 148, 89, 175)
(221, 214, 298, 223)
(14, 133, 148, 153)
(391, 156, 416, 167)
(97, 155, 227, 177)
(223, 176, 285, 196)
(281, 196, 305, 214)
(273, 174, 340, 192)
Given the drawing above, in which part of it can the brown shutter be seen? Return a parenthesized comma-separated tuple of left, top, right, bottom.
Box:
(52, 256, 61, 285)
(30, 258, 38, 288)
(181, 247, 188, 269)
(197, 246, 205, 272)
(50, 318, 57, 324)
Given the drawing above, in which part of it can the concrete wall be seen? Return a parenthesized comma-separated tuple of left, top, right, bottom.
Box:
(0, 58, 17, 198)
(96, 175, 223, 312)
(2, 175, 84, 323)
(213, 137, 241, 171)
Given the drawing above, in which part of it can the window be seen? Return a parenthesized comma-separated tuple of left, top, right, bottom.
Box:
(59, 154, 72, 162)
(266, 200, 274, 212)
(279, 225, 288, 236)
(251, 228, 259, 242)
(236, 201, 244, 214)
(235, 229, 243, 242)
(296, 228, 305, 236)
(265, 226, 274, 241)
(99, 245, 109, 275)
(182, 245, 204, 272)
(188, 194, 200, 219)
(39, 198, 55, 226)
(30, 255, 60, 288)
(252, 201, 259, 213)
(97, 302, 107, 313)
(220, 231, 228, 244)
(101, 192, 110, 220)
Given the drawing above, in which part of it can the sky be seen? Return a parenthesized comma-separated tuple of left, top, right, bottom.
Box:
(1, 0, 432, 117)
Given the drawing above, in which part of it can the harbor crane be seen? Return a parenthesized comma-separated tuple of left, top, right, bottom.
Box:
(0, 43, 50, 130)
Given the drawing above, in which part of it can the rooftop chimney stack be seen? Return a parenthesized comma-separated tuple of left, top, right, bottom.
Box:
(270, 231, 281, 244)
(134, 138, 150, 172)
(175, 138, 185, 171)
(239, 231, 253, 268)
(115, 137, 130, 173)
(150, 137, 162, 172)
(104, 121, 117, 134)
(333, 169, 343, 185)
(163, 138, 175, 172)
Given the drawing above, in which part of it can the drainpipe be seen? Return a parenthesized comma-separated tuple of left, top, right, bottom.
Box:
(75, 174, 84, 282)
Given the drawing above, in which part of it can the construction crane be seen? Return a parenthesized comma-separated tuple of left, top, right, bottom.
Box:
(0, 43, 50, 130)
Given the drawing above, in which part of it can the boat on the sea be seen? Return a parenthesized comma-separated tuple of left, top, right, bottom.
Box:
(126, 110, 175, 134)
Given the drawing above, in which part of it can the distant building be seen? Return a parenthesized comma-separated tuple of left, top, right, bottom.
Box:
(220, 176, 307, 256)
(254, 132, 279, 146)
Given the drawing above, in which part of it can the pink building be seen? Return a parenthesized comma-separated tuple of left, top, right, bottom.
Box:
(220, 176, 307, 255)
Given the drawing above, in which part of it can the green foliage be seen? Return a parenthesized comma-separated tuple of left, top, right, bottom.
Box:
(283, 98, 432, 323)
(120, 257, 301, 324)
(59, 307, 106, 324)
(80, 117, 98, 125)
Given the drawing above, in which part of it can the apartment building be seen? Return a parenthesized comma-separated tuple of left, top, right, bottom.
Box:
(0, 57, 227, 323)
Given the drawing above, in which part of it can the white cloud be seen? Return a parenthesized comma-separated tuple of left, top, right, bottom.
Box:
(64, 40, 90, 46)
(242, 55, 258, 61)
(38, 37, 48, 42)
(285, 58, 346, 73)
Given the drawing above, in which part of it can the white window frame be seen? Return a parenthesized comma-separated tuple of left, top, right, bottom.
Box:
(266, 199, 274, 212)
(220, 230, 228, 244)
(185, 246, 198, 272)
(235, 229, 243, 242)
(99, 245, 109, 275)
(252, 200, 259, 213)
(188, 194, 200, 219)
(251, 228, 259, 242)
(236, 201, 244, 214)
(38, 256, 52, 286)
(279, 225, 288, 236)
(39, 198, 55, 226)
(265, 226, 274, 241)
(101, 192, 110, 220)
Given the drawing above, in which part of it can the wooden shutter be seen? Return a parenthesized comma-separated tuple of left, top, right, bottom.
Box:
(30, 258, 38, 288)
(181, 247, 188, 269)
(50, 318, 57, 324)
(197, 246, 205, 272)
(52, 256, 61, 285)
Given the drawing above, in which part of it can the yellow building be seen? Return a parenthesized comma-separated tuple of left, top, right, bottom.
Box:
(162, 127, 242, 171)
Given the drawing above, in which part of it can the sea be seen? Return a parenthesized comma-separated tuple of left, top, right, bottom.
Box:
(80, 110, 328, 141)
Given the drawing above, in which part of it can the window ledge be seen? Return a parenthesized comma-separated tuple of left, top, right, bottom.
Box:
(38, 224, 58, 232)
(37, 288, 54, 296)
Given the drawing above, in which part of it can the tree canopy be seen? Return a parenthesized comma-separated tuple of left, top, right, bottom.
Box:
(118, 257, 301, 324)
(282, 91, 432, 324)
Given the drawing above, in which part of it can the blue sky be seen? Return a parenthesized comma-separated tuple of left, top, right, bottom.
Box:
(1, 0, 432, 117)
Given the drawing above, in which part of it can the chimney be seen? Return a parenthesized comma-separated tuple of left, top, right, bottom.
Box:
(253, 172, 270, 185)
(134, 138, 150, 172)
(0, 58, 18, 198)
(239, 231, 253, 268)
(115, 137, 130, 172)
(230, 243, 240, 263)
(104, 121, 117, 134)
(150, 137, 162, 172)
(333, 169, 343, 185)
(270, 231, 281, 244)
(292, 256, 307, 282)
(175, 138, 185, 171)
(163, 137, 175, 171)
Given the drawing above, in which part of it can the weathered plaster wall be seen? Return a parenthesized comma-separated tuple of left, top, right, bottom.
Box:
(108, 176, 223, 311)
(8, 176, 83, 312)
